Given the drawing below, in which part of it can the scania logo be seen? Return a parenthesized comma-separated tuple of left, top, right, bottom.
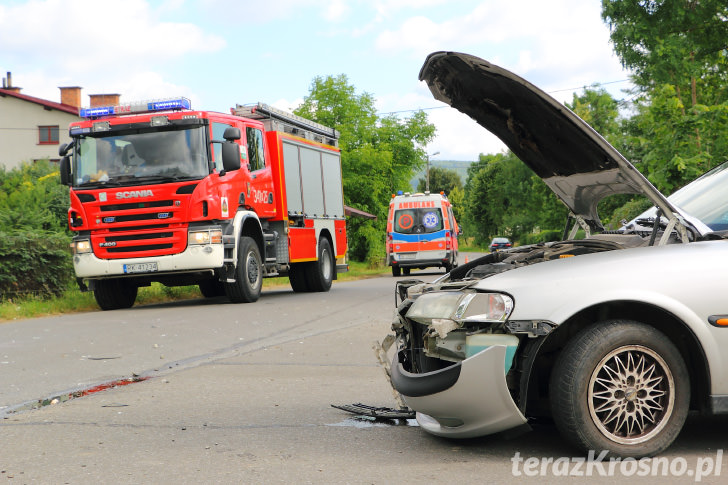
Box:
(116, 190, 154, 199)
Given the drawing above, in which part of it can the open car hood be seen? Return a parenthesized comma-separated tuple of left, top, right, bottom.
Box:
(419, 51, 678, 231)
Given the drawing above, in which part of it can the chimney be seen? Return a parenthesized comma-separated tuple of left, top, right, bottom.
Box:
(3, 71, 22, 93)
(89, 93, 121, 107)
(59, 86, 82, 108)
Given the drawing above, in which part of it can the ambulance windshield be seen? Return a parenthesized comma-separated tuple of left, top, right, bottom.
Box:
(393, 208, 444, 234)
(72, 126, 209, 187)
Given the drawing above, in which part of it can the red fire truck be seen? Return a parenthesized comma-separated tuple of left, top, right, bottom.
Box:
(58, 98, 347, 310)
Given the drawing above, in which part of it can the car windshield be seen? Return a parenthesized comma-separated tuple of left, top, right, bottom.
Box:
(635, 161, 728, 231)
(72, 126, 210, 187)
(393, 208, 444, 234)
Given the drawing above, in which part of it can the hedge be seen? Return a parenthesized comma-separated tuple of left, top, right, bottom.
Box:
(0, 231, 73, 300)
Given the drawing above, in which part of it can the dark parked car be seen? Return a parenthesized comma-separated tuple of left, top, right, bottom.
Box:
(489, 237, 512, 252)
(388, 51, 728, 458)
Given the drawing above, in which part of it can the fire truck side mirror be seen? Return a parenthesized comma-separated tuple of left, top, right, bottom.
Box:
(60, 156, 72, 186)
(222, 142, 241, 172)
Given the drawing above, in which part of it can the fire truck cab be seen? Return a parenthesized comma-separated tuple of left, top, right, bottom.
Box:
(59, 98, 347, 310)
(386, 191, 460, 277)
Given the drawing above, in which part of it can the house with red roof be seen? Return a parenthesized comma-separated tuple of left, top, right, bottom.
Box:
(0, 72, 120, 170)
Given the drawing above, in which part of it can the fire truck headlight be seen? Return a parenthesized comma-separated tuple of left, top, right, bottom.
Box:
(188, 229, 223, 246)
(73, 239, 92, 254)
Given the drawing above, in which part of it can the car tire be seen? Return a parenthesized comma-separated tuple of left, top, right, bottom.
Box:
(94, 279, 137, 310)
(199, 279, 225, 298)
(225, 236, 262, 303)
(305, 237, 333, 292)
(289, 262, 310, 292)
(550, 320, 689, 458)
(392, 266, 401, 277)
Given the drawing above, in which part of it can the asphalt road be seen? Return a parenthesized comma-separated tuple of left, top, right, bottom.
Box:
(1, 255, 726, 484)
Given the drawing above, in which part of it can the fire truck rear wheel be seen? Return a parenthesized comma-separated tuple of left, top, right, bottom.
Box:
(225, 236, 262, 303)
(305, 237, 333, 292)
(289, 263, 310, 292)
(392, 266, 401, 277)
(94, 279, 138, 310)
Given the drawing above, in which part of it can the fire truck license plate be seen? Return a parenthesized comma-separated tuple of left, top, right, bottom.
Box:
(399, 253, 416, 260)
(123, 262, 158, 274)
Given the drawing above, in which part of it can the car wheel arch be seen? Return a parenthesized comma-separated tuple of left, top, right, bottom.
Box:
(518, 300, 711, 419)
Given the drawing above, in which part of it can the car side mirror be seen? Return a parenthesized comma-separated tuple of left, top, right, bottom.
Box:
(60, 156, 71, 186)
(222, 142, 241, 172)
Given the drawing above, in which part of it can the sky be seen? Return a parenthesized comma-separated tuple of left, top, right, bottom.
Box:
(0, 0, 633, 161)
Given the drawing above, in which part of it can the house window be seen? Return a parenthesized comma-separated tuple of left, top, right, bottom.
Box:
(38, 125, 59, 145)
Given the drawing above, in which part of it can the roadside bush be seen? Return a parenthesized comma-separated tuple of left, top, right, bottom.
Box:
(519, 229, 562, 245)
(0, 160, 69, 234)
(0, 231, 73, 300)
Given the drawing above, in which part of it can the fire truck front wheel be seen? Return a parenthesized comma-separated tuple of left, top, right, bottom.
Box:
(94, 279, 138, 311)
(305, 237, 333, 292)
(225, 236, 263, 303)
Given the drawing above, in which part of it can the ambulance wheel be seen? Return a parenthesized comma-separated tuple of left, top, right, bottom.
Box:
(199, 279, 225, 298)
(289, 263, 310, 292)
(94, 279, 137, 310)
(306, 237, 333, 292)
(392, 266, 401, 277)
(225, 236, 262, 303)
(402, 268, 411, 276)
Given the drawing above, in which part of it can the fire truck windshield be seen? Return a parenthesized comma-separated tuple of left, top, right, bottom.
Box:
(72, 126, 209, 187)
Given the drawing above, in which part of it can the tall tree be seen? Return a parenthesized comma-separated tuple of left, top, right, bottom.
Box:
(295, 75, 435, 264)
(566, 86, 621, 143)
(602, 0, 728, 193)
(602, 0, 728, 106)
(416, 166, 463, 195)
(464, 151, 569, 245)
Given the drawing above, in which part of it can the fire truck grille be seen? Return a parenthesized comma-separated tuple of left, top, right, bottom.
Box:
(92, 227, 188, 259)
(105, 232, 174, 242)
(101, 200, 174, 211)
(107, 244, 174, 253)
(112, 212, 175, 223)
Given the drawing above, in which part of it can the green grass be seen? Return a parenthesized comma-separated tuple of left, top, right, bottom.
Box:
(0, 261, 390, 323)
(458, 237, 489, 252)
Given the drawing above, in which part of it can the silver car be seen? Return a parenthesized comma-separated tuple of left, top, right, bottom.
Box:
(389, 51, 728, 458)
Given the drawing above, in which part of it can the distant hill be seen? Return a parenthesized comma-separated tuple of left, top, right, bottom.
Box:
(409, 160, 474, 192)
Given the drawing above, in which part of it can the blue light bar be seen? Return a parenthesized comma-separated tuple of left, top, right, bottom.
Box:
(79, 106, 115, 118)
(148, 98, 191, 111)
(80, 97, 192, 119)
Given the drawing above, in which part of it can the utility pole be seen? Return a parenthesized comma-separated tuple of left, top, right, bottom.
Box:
(426, 151, 439, 192)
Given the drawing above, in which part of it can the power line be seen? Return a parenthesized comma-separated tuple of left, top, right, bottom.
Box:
(377, 79, 633, 116)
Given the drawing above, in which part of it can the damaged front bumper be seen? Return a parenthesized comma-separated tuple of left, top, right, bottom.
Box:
(391, 343, 527, 438)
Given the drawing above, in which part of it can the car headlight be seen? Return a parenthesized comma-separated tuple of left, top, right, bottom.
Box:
(188, 229, 222, 245)
(406, 291, 513, 325)
(72, 239, 92, 254)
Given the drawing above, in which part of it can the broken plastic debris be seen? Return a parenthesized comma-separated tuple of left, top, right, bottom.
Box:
(331, 403, 415, 420)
